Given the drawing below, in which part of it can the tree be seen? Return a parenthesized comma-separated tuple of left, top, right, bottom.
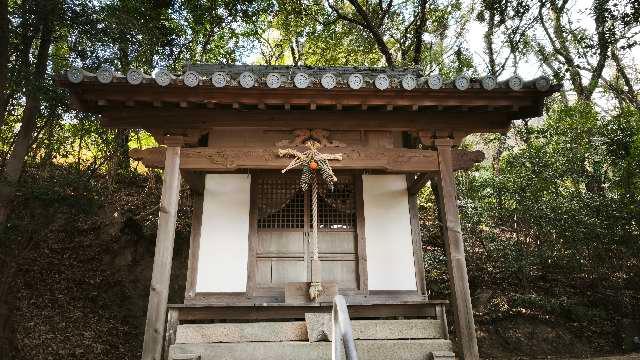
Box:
(326, 0, 473, 71)
(0, 0, 8, 126)
(0, 0, 59, 225)
(478, 0, 537, 76)
(535, 0, 614, 101)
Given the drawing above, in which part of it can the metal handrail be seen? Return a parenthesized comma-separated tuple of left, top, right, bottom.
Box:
(331, 295, 358, 360)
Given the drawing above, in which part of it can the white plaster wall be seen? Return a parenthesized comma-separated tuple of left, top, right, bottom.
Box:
(195, 174, 251, 293)
(362, 175, 417, 291)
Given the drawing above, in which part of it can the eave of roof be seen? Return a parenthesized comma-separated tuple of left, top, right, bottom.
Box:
(56, 63, 561, 131)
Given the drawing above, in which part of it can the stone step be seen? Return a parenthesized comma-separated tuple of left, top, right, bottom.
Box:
(170, 339, 454, 360)
(176, 321, 308, 343)
(305, 314, 443, 341)
(176, 318, 444, 343)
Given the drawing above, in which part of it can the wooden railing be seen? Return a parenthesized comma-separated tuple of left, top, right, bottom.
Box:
(331, 295, 359, 360)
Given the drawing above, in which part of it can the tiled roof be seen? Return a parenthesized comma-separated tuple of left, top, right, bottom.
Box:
(64, 63, 557, 92)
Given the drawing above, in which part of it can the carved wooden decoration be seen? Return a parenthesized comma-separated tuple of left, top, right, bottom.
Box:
(275, 129, 346, 148)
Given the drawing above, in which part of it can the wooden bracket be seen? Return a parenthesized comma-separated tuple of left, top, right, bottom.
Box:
(164, 135, 185, 147)
(417, 129, 468, 149)
(149, 129, 208, 147)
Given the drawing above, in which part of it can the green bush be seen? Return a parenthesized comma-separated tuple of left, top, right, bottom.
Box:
(422, 101, 640, 322)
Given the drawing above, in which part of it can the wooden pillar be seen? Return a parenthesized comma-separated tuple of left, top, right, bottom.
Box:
(435, 139, 479, 359)
(141, 146, 182, 360)
(163, 308, 179, 360)
(407, 176, 427, 295)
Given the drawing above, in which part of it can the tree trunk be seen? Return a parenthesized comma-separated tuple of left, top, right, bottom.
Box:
(0, 261, 17, 360)
(346, 0, 395, 67)
(610, 47, 640, 109)
(0, 3, 55, 358)
(0, 0, 9, 128)
(110, 44, 131, 178)
(484, 6, 497, 75)
(329, 0, 396, 67)
(411, 0, 428, 66)
(112, 128, 131, 177)
(0, 2, 54, 226)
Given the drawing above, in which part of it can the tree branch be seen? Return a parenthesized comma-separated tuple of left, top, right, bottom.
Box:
(608, 46, 640, 108)
(328, 0, 395, 66)
(412, 0, 428, 66)
(583, 0, 611, 100)
(538, 0, 585, 97)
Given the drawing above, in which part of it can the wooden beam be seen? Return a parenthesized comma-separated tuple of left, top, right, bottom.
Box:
(130, 146, 484, 173)
(184, 193, 204, 301)
(169, 302, 439, 321)
(100, 108, 512, 132)
(141, 146, 182, 360)
(435, 143, 479, 359)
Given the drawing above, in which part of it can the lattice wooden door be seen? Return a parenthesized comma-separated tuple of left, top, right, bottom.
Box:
(254, 174, 359, 294)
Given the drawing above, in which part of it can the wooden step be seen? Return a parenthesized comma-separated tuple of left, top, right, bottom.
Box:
(175, 318, 444, 343)
(170, 339, 454, 360)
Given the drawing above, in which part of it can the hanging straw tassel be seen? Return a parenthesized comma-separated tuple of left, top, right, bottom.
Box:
(279, 140, 343, 301)
(309, 175, 323, 301)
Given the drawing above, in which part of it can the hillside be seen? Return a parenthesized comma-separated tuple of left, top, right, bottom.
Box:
(4, 165, 636, 359)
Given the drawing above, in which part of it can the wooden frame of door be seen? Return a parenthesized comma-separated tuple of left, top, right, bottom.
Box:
(246, 172, 367, 299)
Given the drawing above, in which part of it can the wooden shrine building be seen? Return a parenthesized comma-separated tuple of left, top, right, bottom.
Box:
(58, 64, 558, 360)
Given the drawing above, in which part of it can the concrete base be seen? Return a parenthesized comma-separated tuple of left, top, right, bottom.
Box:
(170, 339, 454, 360)
(431, 350, 457, 360)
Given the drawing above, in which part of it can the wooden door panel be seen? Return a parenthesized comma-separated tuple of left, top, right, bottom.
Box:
(321, 260, 358, 290)
(318, 231, 357, 254)
(256, 258, 307, 287)
(256, 259, 272, 285)
(257, 231, 304, 255)
(271, 259, 306, 286)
